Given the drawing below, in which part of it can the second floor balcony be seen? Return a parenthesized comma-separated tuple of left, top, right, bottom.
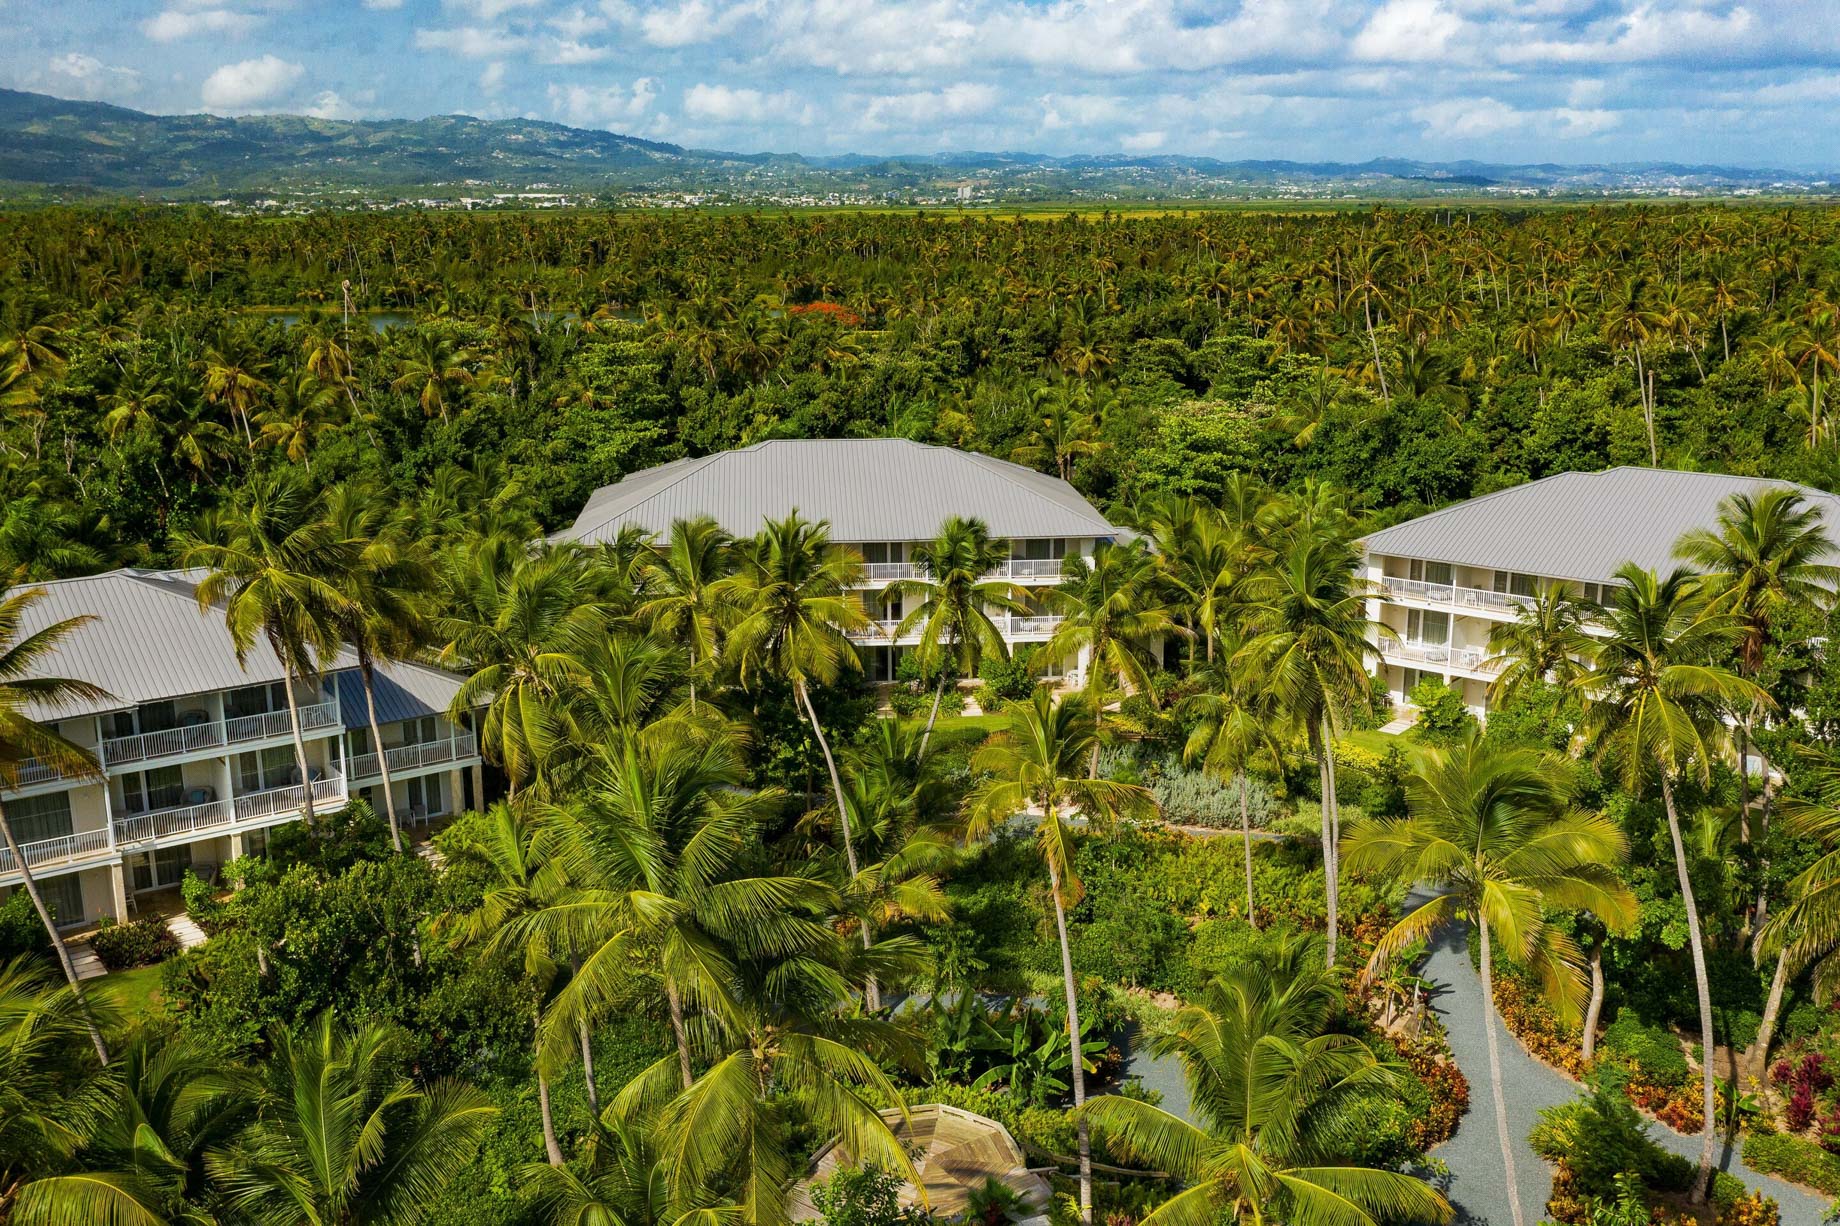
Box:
(848, 613, 1064, 643)
(1377, 575, 1537, 618)
(348, 733, 478, 783)
(853, 556, 1073, 585)
(100, 699, 342, 768)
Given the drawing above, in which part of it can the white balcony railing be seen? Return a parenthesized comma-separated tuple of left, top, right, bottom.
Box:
(849, 614, 1064, 643)
(0, 827, 111, 875)
(853, 557, 1071, 589)
(348, 734, 478, 782)
(1379, 576, 1536, 616)
(1383, 640, 1502, 673)
(101, 698, 341, 768)
(11, 756, 87, 789)
(114, 797, 234, 845)
(232, 773, 346, 823)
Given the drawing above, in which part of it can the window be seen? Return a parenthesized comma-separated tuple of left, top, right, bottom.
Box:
(1579, 582, 1605, 605)
(38, 876, 83, 926)
(237, 747, 297, 793)
(1493, 570, 1537, 597)
(407, 774, 445, 817)
(859, 542, 904, 564)
(400, 717, 439, 747)
(1405, 609, 1450, 646)
(1014, 539, 1067, 561)
(1407, 559, 1453, 586)
(120, 765, 184, 815)
(131, 845, 191, 893)
(7, 793, 72, 844)
(226, 682, 289, 720)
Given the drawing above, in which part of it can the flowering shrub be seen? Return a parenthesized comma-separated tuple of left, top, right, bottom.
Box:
(1772, 1053, 1832, 1134)
(1490, 972, 1589, 1079)
(787, 301, 863, 326)
(1392, 1036, 1470, 1150)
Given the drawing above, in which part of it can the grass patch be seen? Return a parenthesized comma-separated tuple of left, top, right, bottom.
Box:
(898, 712, 1008, 737)
(1340, 728, 1428, 764)
(97, 962, 168, 1023)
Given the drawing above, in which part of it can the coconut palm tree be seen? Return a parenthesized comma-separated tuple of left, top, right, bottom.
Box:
(1577, 564, 1766, 1204)
(0, 586, 111, 1064)
(1344, 737, 1634, 1226)
(1755, 752, 1840, 1062)
(437, 546, 611, 796)
(883, 516, 1027, 755)
(205, 1014, 496, 1225)
(522, 1115, 741, 1226)
(181, 471, 350, 827)
(391, 332, 478, 422)
(1083, 931, 1454, 1226)
(12, 1035, 249, 1226)
(719, 512, 868, 881)
(1179, 648, 1290, 927)
(324, 483, 431, 854)
(636, 517, 734, 716)
(1237, 528, 1383, 968)
(0, 955, 115, 1191)
(1675, 487, 1839, 825)
(1040, 537, 1182, 778)
(1483, 585, 1599, 712)
(968, 689, 1153, 1226)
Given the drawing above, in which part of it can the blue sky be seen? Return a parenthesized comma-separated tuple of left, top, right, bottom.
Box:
(6, 1, 1840, 167)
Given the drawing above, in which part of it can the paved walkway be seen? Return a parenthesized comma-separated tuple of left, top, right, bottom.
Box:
(1117, 912, 1830, 1224)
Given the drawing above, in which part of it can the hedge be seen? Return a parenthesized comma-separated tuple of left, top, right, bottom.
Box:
(1742, 1128, 1840, 1196)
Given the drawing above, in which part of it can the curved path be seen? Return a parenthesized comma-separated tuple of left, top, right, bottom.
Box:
(1120, 915, 1830, 1224)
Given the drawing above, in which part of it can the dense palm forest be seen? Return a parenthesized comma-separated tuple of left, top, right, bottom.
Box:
(8, 204, 1840, 1226)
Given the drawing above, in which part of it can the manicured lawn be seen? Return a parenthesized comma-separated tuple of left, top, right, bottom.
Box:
(901, 712, 1008, 736)
(97, 962, 168, 1023)
(1340, 727, 1429, 764)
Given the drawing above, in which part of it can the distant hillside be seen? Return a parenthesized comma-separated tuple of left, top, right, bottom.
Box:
(0, 87, 1831, 202)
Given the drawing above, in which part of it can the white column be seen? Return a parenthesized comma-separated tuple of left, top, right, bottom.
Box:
(108, 861, 129, 922)
(447, 768, 463, 817)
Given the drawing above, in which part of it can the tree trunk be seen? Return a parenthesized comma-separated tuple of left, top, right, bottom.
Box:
(1318, 715, 1340, 968)
(1582, 942, 1606, 1063)
(1364, 293, 1390, 403)
(0, 801, 109, 1066)
(1480, 921, 1526, 1226)
(665, 978, 694, 1090)
(280, 662, 319, 827)
(571, 955, 598, 1116)
(359, 650, 402, 854)
(1660, 774, 1718, 1204)
(796, 678, 876, 1010)
(1754, 949, 1790, 1071)
(918, 671, 947, 759)
(1046, 845, 1092, 1226)
(1238, 774, 1257, 929)
(535, 1008, 564, 1167)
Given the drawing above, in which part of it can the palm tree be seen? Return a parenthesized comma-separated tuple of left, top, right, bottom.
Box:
(1578, 564, 1766, 1203)
(523, 1115, 741, 1226)
(391, 332, 478, 422)
(1483, 585, 1598, 711)
(1675, 487, 1839, 826)
(325, 483, 431, 853)
(636, 517, 734, 716)
(255, 369, 345, 467)
(719, 513, 868, 881)
(1040, 537, 1182, 778)
(199, 325, 271, 448)
(0, 955, 114, 1191)
(13, 1036, 249, 1226)
(1344, 737, 1634, 1226)
(1754, 751, 1840, 1064)
(884, 516, 1027, 755)
(181, 471, 348, 827)
(0, 586, 111, 1064)
(1238, 528, 1383, 968)
(1083, 932, 1453, 1226)
(437, 546, 610, 795)
(1009, 383, 1105, 481)
(1180, 649, 1289, 927)
(968, 689, 1152, 1226)
(206, 1014, 496, 1225)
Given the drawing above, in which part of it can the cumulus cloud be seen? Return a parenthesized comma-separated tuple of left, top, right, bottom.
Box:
(859, 82, 999, 130)
(200, 53, 303, 109)
(682, 82, 809, 124)
(443, 0, 542, 19)
(142, 7, 261, 42)
(544, 38, 610, 64)
(415, 24, 528, 58)
(1351, 0, 1465, 62)
(547, 77, 659, 127)
(1411, 95, 1617, 139)
(305, 89, 366, 119)
(46, 52, 141, 100)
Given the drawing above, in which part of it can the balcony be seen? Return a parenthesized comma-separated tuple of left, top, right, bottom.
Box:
(848, 614, 1065, 643)
(348, 734, 478, 783)
(0, 827, 112, 876)
(233, 773, 346, 823)
(1382, 640, 1502, 675)
(1378, 576, 1536, 617)
(100, 699, 341, 768)
(113, 773, 348, 848)
(851, 557, 1071, 588)
(10, 756, 90, 791)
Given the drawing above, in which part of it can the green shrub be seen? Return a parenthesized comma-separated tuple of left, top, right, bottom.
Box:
(181, 870, 229, 936)
(1530, 1083, 1694, 1202)
(888, 682, 966, 720)
(1149, 762, 1277, 830)
(1602, 1013, 1690, 1085)
(1407, 676, 1477, 745)
(978, 647, 1041, 705)
(1743, 1128, 1840, 1196)
(90, 914, 180, 971)
(0, 888, 49, 962)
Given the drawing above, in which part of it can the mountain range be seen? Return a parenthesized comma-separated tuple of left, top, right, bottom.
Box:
(0, 87, 1831, 204)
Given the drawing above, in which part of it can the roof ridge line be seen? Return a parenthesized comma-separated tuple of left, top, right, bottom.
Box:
(956, 447, 1113, 526)
(1360, 470, 1580, 545)
(574, 452, 730, 539)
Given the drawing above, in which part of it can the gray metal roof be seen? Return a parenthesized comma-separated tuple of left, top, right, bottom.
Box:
(333, 663, 467, 729)
(1360, 467, 1840, 584)
(559, 439, 1119, 545)
(12, 568, 462, 723)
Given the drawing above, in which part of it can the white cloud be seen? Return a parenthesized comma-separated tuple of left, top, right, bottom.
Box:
(548, 77, 659, 127)
(1496, 1, 1762, 65)
(1410, 94, 1616, 139)
(46, 52, 141, 100)
(142, 6, 261, 42)
(1352, 0, 1465, 62)
(1038, 92, 1129, 131)
(859, 82, 999, 130)
(544, 38, 610, 64)
(443, 0, 542, 19)
(1120, 129, 1166, 152)
(682, 82, 808, 124)
(305, 89, 364, 119)
(200, 53, 303, 109)
(362, 0, 404, 9)
(480, 60, 508, 92)
(640, 0, 762, 47)
(549, 6, 609, 38)
(415, 25, 528, 57)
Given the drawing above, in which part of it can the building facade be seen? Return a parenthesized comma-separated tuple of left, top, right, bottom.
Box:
(559, 439, 1123, 681)
(1, 569, 483, 929)
(1359, 467, 1840, 717)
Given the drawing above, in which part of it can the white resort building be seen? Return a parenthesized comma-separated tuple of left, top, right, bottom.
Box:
(1360, 466, 1840, 718)
(559, 438, 1123, 682)
(1, 568, 483, 930)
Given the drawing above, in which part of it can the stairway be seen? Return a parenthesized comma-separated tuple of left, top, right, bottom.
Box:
(414, 841, 445, 870)
(1378, 711, 1419, 736)
(165, 913, 209, 950)
(69, 945, 107, 981)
